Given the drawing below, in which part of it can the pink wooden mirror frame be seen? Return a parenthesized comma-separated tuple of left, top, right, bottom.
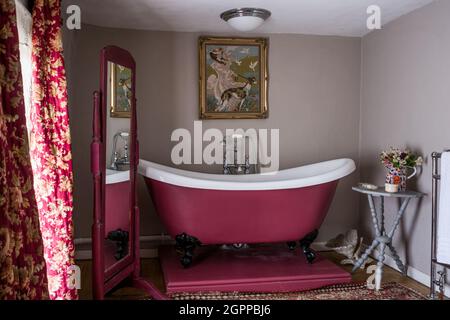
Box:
(91, 45, 167, 300)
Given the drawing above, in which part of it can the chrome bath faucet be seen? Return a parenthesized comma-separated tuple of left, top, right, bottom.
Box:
(222, 136, 252, 175)
(110, 131, 130, 171)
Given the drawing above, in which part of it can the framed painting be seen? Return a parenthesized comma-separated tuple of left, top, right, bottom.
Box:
(110, 62, 132, 118)
(199, 37, 268, 119)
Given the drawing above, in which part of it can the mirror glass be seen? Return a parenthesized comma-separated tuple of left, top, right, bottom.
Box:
(104, 61, 133, 271)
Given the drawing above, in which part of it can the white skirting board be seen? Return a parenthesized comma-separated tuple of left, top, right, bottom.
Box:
(74, 237, 448, 297)
(74, 235, 173, 259)
(75, 236, 322, 259)
(365, 243, 450, 298)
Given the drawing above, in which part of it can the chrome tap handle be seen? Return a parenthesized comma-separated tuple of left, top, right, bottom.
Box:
(244, 156, 251, 174)
(111, 152, 119, 169)
(123, 144, 129, 162)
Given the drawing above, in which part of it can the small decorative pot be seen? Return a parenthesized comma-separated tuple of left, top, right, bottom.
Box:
(385, 183, 399, 193)
(385, 166, 417, 191)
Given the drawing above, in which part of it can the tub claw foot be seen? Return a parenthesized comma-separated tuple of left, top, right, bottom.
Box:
(304, 250, 316, 264)
(106, 229, 129, 261)
(175, 233, 201, 268)
(287, 241, 297, 251)
(300, 229, 318, 264)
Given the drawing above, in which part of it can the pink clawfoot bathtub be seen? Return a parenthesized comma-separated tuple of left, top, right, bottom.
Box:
(139, 159, 355, 267)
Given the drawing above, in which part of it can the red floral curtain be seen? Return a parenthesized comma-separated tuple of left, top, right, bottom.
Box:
(0, 0, 49, 300)
(30, 0, 77, 299)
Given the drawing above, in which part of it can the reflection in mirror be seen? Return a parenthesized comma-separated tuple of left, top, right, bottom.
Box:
(93, 46, 165, 300)
(104, 61, 133, 271)
(110, 63, 132, 118)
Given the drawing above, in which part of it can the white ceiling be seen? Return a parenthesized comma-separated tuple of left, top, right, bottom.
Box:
(68, 0, 435, 37)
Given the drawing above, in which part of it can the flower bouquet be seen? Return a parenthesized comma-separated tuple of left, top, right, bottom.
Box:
(380, 147, 423, 192)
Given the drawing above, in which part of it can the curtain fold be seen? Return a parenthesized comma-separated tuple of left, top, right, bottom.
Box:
(0, 0, 49, 300)
(30, 0, 77, 300)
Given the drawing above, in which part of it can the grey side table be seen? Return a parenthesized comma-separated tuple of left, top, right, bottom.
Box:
(352, 186, 425, 290)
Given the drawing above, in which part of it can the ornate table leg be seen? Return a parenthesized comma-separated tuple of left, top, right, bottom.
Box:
(352, 239, 379, 272)
(385, 198, 411, 275)
(353, 195, 382, 272)
(375, 242, 386, 290)
(388, 198, 411, 238)
(379, 196, 385, 235)
(387, 243, 407, 275)
(371, 195, 386, 290)
(368, 195, 382, 238)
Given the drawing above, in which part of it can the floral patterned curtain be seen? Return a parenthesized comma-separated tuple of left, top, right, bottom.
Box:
(0, 0, 49, 300)
(30, 0, 77, 299)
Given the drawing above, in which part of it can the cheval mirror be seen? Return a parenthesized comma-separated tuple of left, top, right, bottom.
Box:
(91, 46, 165, 300)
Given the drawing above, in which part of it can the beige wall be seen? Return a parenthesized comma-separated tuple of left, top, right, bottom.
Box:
(64, 24, 362, 241)
(360, 0, 450, 275)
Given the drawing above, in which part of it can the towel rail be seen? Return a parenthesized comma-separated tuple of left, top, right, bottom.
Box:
(430, 150, 450, 299)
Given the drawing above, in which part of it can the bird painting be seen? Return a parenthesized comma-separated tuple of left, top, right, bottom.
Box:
(111, 64, 132, 117)
(249, 60, 258, 71)
(201, 37, 267, 119)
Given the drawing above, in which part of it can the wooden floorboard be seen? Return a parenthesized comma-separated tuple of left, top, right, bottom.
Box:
(77, 250, 429, 300)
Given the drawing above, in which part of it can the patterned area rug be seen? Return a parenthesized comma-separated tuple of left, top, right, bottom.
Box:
(169, 282, 427, 300)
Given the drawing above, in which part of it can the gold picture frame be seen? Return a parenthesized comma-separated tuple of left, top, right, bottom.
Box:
(110, 63, 132, 118)
(199, 36, 268, 119)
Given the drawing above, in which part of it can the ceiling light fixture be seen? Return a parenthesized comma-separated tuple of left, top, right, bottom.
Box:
(220, 8, 271, 32)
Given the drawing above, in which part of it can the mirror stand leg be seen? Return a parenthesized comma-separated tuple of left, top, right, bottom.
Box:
(132, 277, 169, 300)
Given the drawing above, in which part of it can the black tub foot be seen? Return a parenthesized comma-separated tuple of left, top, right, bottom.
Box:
(287, 241, 297, 251)
(175, 233, 201, 268)
(106, 229, 129, 260)
(300, 229, 318, 264)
